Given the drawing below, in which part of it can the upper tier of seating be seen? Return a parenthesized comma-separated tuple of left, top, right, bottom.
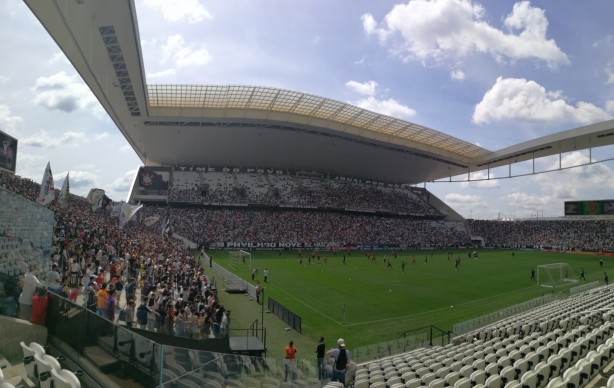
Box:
(166, 169, 441, 216)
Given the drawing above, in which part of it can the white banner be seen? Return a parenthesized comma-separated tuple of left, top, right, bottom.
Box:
(36, 162, 55, 206)
(58, 173, 69, 206)
(119, 202, 143, 229)
(110, 202, 123, 218)
(87, 188, 106, 211)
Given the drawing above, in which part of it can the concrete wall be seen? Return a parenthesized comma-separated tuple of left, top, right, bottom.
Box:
(0, 315, 47, 363)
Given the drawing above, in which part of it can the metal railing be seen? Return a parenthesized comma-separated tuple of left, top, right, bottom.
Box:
(452, 292, 560, 335)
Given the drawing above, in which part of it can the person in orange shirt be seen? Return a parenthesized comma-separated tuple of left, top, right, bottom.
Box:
(285, 340, 297, 381)
(97, 282, 108, 316)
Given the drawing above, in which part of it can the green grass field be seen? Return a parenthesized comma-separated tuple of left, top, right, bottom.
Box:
(214, 249, 609, 348)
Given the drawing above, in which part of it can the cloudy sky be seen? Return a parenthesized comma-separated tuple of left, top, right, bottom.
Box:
(1, 0, 614, 219)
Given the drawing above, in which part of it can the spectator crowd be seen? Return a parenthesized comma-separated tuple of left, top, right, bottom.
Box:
(167, 171, 440, 216)
(1, 170, 230, 339)
(467, 219, 614, 251)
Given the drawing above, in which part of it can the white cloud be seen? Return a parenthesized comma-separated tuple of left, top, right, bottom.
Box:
(527, 152, 614, 203)
(142, 0, 212, 24)
(162, 35, 212, 68)
(109, 169, 138, 199)
(345, 80, 378, 96)
(32, 71, 98, 113)
(21, 130, 88, 149)
(346, 80, 416, 119)
(505, 191, 553, 209)
(44, 51, 69, 66)
(120, 144, 133, 153)
(445, 193, 482, 203)
(361, 14, 378, 36)
(362, 0, 569, 68)
(147, 68, 177, 79)
(450, 69, 465, 80)
(473, 77, 613, 125)
(607, 100, 614, 113)
(0, 104, 23, 130)
(460, 170, 499, 188)
(0, 75, 9, 85)
(95, 132, 109, 140)
(606, 64, 614, 85)
(61, 169, 98, 190)
(355, 96, 416, 119)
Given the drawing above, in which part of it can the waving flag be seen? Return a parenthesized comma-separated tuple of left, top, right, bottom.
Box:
(36, 162, 55, 206)
(110, 202, 123, 218)
(87, 188, 111, 211)
(58, 173, 70, 206)
(119, 202, 143, 229)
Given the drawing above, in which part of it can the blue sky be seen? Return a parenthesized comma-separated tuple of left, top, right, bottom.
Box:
(1, 0, 614, 219)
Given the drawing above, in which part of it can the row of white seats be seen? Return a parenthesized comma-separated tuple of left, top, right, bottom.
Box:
(357, 318, 614, 387)
(460, 286, 614, 346)
(20, 341, 80, 388)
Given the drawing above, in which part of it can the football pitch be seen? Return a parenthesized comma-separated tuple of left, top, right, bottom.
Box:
(214, 249, 609, 347)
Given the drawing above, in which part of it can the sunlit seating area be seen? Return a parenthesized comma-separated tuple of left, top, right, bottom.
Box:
(353, 285, 614, 388)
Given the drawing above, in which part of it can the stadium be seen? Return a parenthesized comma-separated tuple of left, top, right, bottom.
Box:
(2, 0, 614, 388)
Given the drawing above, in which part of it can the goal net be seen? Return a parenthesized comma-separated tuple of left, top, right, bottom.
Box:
(537, 263, 578, 288)
(228, 250, 252, 269)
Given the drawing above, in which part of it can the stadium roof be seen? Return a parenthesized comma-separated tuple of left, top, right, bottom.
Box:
(24, 0, 614, 184)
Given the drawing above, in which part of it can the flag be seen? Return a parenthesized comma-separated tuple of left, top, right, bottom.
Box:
(101, 194, 111, 210)
(119, 202, 143, 229)
(110, 202, 123, 218)
(58, 173, 70, 206)
(87, 188, 110, 211)
(36, 162, 55, 206)
(160, 215, 170, 236)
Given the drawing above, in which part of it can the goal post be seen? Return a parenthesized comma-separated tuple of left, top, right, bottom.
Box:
(537, 263, 578, 288)
(228, 250, 252, 269)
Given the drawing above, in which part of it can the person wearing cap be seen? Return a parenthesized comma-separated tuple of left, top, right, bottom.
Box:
(285, 340, 298, 381)
(327, 338, 351, 385)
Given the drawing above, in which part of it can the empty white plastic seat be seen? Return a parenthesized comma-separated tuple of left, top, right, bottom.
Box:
(561, 366, 581, 387)
(484, 374, 501, 388)
(51, 369, 81, 388)
(470, 370, 486, 385)
(421, 372, 436, 385)
(499, 365, 516, 386)
(34, 354, 61, 388)
(353, 379, 368, 388)
(519, 370, 538, 388)
(484, 362, 498, 377)
(445, 371, 461, 386)
(401, 371, 418, 382)
(405, 377, 423, 388)
(435, 366, 450, 379)
(20, 341, 45, 382)
(459, 364, 473, 378)
(427, 378, 445, 388)
(454, 376, 472, 388)
(546, 354, 562, 377)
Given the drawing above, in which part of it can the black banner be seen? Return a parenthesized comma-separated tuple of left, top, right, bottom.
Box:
(0, 130, 17, 174)
(138, 166, 171, 190)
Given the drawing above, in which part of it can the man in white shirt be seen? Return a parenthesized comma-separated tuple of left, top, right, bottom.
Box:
(18, 265, 45, 320)
(46, 264, 62, 294)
